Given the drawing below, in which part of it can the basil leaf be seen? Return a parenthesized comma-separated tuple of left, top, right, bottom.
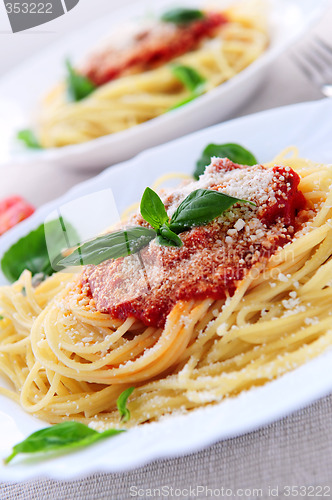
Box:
(172, 64, 206, 93)
(194, 143, 258, 179)
(54, 227, 156, 269)
(66, 59, 96, 102)
(1, 219, 80, 283)
(156, 224, 183, 247)
(4, 421, 124, 464)
(169, 94, 199, 110)
(117, 387, 135, 423)
(161, 7, 205, 24)
(140, 188, 169, 230)
(17, 129, 42, 149)
(169, 189, 254, 232)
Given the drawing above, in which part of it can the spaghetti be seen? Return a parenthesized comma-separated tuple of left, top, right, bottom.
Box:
(1, 149, 332, 429)
(37, 1, 269, 148)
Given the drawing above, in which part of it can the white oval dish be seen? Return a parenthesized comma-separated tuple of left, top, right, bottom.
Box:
(0, 0, 329, 172)
(0, 98, 332, 481)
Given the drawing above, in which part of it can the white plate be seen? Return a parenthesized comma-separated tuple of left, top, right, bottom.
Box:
(0, 0, 329, 172)
(1, 98, 332, 482)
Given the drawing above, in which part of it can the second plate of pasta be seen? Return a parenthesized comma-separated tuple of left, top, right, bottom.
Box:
(0, 0, 329, 170)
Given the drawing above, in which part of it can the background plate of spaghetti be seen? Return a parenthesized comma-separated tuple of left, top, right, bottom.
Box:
(1, 98, 332, 481)
(0, 0, 328, 171)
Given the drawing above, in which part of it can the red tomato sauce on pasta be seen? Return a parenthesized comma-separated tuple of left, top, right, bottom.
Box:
(83, 160, 306, 328)
(82, 12, 228, 86)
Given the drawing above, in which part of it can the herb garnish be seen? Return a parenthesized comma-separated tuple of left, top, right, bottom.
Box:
(54, 226, 156, 269)
(117, 387, 135, 423)
(4, 422, 123, 464)
(1, 219, 80, 283)
(66, 59, 96, 102)
(172, 64, 206, 93)
(4, 388, 135, 464)
(171, 64, 206, 109)
(169, 189, 255, 231)
(161, 7, 205, 24)
(17, 129, 42, 149)
(194, 143, 258, 179)
(55, 188, 254, 269)
(170, 94, 199, 110)
(140, 187, 182, 247)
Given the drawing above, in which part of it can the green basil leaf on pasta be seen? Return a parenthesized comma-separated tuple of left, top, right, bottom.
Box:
(157, 224, 183, 247)
(140, 188, 169, 230)
(169, 189, 254, 232)
(54, 227, 156, 268)
(117, 387, 135, 423)
(194, 143, 258, 179)
(161, 7, 205, 24)
(1, 219, 80, 283)
(4, 421, 124, 464)
(66, 59, 96, 102)
(172, 64, 206, 93)
(139, 190, 183, 247)
(17, 129, 42, 149)
(169, 94, 199, 110)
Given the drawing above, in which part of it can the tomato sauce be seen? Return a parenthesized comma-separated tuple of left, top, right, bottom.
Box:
(83, 161, 306, 328)
(82, 12, 228, 86)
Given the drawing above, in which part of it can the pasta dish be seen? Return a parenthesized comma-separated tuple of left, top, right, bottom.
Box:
(31, 1, 268, 148)
(0, 147, 332, 430)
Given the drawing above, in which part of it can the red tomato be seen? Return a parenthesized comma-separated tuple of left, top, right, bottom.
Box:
(0, 196, 35, 236)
